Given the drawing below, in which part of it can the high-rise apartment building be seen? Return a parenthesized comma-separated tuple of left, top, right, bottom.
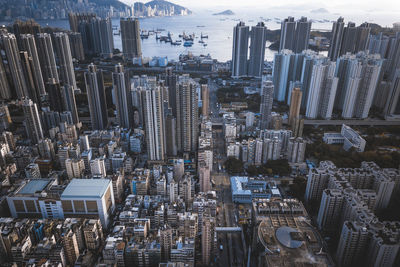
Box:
(36, 33, 59, 83)
(384, 70, 400, 119)
(113, 63, 132, 128)
(90, 157, 106, 177)
(336, 221, 370, 267)
(279, 17, 296, 52)
(201, 84, 209, 118)
(231, 22, 249, 78)
(305, 61, 338, 119)
(120, 18, 142, 60)
(20, 34, 46, 96)
(317, 189, 344, 234)
(199, 161, 211, 192)
(259, 76, 274, 129)
(46, 79, 63, 113)
(288, 87, 302, 127)
(336, 53, 383, 119)
(142, 86, 166, 161)
(0, 55, 11, 99)
(62, 85, 79, 124)
(280, 16, 311, 53)
(53, 32, 78, 90)
(287, 137, 306, 163)
(248, 22, 267, 77)
(84, 63, 108, 130)
(201, 216, 215, 266)
(340, 22, 357, 55)
(1, 33, 28, 99)
(21, 98, 43, 144)
(328, 17, 345, 61)
(176, 75, 198, 153)
(68, 32, 85, 61)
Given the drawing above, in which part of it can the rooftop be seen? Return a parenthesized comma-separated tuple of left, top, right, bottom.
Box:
(61, 179, 111, 199)
(17, 179, 52, 195)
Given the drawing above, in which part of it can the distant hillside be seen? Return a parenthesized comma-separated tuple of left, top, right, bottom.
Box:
(92, 0, 128, 9)
(145, 0, 192, 15)
(0, 0, 129, 20)
(213, 10, 235, 16)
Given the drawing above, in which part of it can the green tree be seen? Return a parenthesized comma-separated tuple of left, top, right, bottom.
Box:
(225, 157, 244, 174)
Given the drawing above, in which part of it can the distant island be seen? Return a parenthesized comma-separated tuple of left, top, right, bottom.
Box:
(311, 8, 329, 13)
(0, 0, 191, 20)
(213, 10, 235, 16)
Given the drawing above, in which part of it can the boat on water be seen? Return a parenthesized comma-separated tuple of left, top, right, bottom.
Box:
(201, 33, 208, 39)
(198, 40, 204, 43)
(203, 43, 207, 47)
(183, 41, 193, 47)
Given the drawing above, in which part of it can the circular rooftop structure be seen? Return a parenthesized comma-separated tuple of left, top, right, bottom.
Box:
(275, 226, 304, 249)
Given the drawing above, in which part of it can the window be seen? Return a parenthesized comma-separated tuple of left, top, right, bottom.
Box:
(86, 201, 98, 212)
(74, 200, 85, 212)
(14, 200, 25, 212)
(104, 187, 112, 214)
(25, 200, 37, 213)
(62, 200, 73, 212)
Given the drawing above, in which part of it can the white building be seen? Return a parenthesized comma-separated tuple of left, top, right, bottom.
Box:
(90, 156, 107, 177)
(287, 137, 306, 163)
(65, 158, 85, 178)
(61, 179, 115, 227)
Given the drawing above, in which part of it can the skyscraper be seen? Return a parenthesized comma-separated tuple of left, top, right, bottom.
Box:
(62, 85, 79, 124)
(1, 33, 28, 99)
(22, 98, 43, 144)
(120, 18, 142, 60)
(53, 32, 78, 90)
(328, 17, 345, 61)
(288, 87, 302, 126)
(354, 23, 371, 53)
(160, 67, 178, 117)
(231, 22, 249, 78)
(201, 216, 215, 266)
(317, 189, 344, 234)
(20, 34, 46, 96)
(384, 70, 400, 119)
(337, 53, 383, 119)
(46, 79, 63, 113)
(287, 137, 306, 163)
(36, 33, 59, 83)
(305, 61, 338, 119)
(19, 51, 39, 104)
(272, 50, 307, 103)
(199, 161, 211, 192)
(201, 84, 209, 118)
(68, 32, 85, 61)
(113, 63, 132, 128)
(279, 17, 296, 52)
(0, 57, 11, 99)
(248, 22, 267, 77)
(260, 76, 274, 129)
(84, 63, 108, 130)
(294, 17, 312, 53)
(340, 22, 357, 55)
(176, 75, 199, 153)
(280, 16, 311, 53)
(98, 17, 114, 58)
(141, 86, 166, 161)
(336, 221, 370, 267)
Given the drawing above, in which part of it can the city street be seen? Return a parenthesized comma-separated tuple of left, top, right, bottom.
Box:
(210, 79, 245, 266)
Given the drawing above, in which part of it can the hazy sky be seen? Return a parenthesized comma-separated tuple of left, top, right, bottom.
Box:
(120, 0, 400, 13)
